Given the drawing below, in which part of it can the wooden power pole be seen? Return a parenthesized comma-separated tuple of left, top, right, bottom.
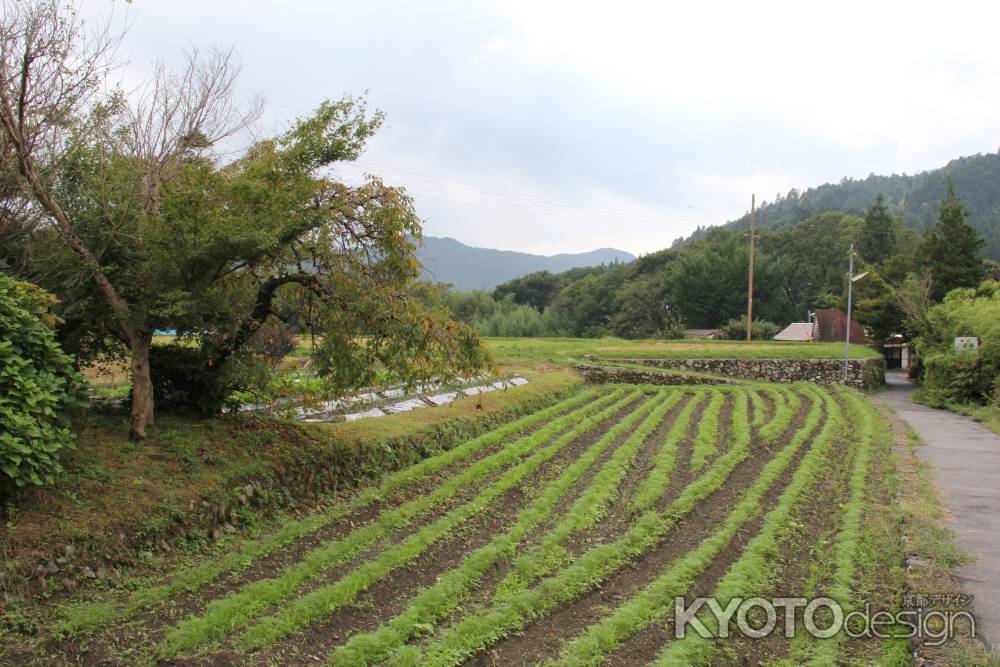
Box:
(746, 194, 756, 342)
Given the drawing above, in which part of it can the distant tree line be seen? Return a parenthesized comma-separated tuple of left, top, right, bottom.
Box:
(443, 179, 995, 346)
(688, 153, 1000, 263)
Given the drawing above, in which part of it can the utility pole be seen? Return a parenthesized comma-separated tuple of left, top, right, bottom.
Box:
(844, 244, 869, 383)
(746, 194, 756, 342)
(844, 243, 854, 381)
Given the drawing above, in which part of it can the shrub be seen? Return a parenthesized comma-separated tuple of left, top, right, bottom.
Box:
(0, 275, 82, 490)
(718, 315, 780, 340)
(922, 350, 995, 406)
(470, 302, 563, 337)
(148, 345, 253, 415)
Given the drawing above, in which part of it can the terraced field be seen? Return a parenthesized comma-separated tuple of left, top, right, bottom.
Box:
(36, 382, 903, 666)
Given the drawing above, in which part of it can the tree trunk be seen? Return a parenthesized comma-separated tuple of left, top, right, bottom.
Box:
(129, 331, 155, 440)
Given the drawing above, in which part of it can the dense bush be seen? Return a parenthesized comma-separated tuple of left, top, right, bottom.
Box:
(0, 275, 82, 490)
(921, 351, 996, 406)
(147, 345, 252, 415)
(718, 315, 780, 340)
(471, 302, 563, 337)
(917, 281, 1000, 405)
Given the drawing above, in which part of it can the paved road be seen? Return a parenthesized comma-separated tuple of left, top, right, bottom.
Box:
(878, 370, 1000, 652)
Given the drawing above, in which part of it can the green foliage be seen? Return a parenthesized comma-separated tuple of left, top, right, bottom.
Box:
(858, 194, 898, 265)
(919, 178, 989, 300)
(701, 153, 1000, 264)
(59, 386, 596, 635)
(9, 95, 491, 419)
(147, 345, 250, 415)
(0, 275, 82, 490)
(548, 268, 629, 337)
(916, 281, 1000, 404)
(491, 271, 562, 311)
(717, 315, 780, 340)
(922, 351, 996, 406)
(157, 390, 633, 656)
(845, 269, 903, 343)
(328, 389, 675, 665)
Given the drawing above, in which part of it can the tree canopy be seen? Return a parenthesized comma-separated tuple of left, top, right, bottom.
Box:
(0, 2, 488, 438)
(919, 178, 989, 300)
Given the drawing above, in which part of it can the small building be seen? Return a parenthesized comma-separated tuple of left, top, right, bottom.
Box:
(774, 309, 866, 344)
(882, 334, 911, 370)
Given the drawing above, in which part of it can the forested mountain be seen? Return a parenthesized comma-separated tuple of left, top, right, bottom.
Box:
(684, 153, 1000, 261)
(416, 236, 635, 290)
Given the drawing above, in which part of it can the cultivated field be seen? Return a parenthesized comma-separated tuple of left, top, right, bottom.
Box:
(31, 381, 905, 666)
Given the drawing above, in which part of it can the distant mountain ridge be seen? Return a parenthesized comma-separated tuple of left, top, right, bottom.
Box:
(416, 236, 635, 291)
(682, 152, 1000, 262)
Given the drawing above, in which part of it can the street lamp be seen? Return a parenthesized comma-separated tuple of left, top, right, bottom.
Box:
(844, 243, 869, 382)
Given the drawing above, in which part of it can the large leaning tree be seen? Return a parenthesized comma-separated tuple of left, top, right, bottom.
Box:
(0, 1, 490, 439)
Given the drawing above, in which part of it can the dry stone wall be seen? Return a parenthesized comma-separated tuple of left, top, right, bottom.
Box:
(575, 365, 735, 386)
(584, 356, 885, 390)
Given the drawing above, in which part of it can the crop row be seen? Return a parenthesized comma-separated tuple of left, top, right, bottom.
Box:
(158, 388, 641, 656)
(802, 389, 878, 667)
(232, 388, 668, 652)
(629, 390, 708, 513)
(327, 388, 690, 665)
(546, 386, 826, 666)
(757, 385, 802, 443)
(59, 386, 604, 635)
(395, 386, 806, 666)
(650, 387, 845, 666)
(689, 390, 726, 471)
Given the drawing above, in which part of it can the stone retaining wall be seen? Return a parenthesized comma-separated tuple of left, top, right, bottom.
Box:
(576, 365, 735, 386)
(585, 356, 886, 390)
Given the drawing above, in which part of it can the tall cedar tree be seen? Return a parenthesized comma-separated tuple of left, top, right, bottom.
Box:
(920, 178, 987, 300)
(858, 194, 897, 265)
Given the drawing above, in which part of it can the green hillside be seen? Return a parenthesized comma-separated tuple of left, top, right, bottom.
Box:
(686, 152, 1000, 261)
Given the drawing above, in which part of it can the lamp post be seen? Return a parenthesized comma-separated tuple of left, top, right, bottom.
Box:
(844, 242, 869, 382)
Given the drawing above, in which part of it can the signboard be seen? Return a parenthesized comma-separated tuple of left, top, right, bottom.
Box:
(954, 336, 980, 354)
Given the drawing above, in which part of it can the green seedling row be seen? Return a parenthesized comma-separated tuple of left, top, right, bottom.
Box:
(232, 390, 660, 652)
(629, 390, 707, 513)
(326, 389, 685, 666)
(397, 386, 808, 667)
(157, 389, 637, 657)
(690, 390, 727, 471)
(548, 387, 825, 666)
(490, 390, 692, 604)
(758, 386, 801, 444)
(803, 389, 878, 667)
(650, 387, 845, 666)
(58, 387, 602, 635)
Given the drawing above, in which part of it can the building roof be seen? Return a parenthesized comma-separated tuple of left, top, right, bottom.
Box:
(774, 322, 815, 342)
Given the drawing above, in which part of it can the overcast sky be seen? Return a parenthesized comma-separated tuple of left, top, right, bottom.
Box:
(83, 0, 1000, 256)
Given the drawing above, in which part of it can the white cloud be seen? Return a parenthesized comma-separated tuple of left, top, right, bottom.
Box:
(80, 0, 1000, 255)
